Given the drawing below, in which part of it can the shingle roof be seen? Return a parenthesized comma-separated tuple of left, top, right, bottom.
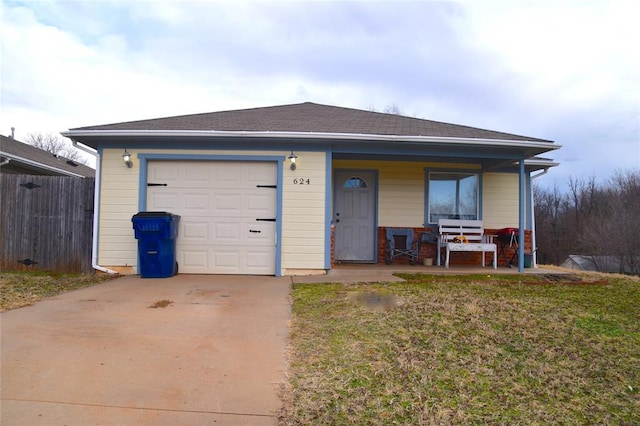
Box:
(0, 135, 95, 177)
(72, 102, 552, 143)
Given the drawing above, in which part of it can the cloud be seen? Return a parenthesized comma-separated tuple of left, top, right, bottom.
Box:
(1, 0, 637, 187)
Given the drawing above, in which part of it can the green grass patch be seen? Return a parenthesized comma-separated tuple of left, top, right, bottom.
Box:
(280, 274, 640, 425)
(0, 271, 118, 311)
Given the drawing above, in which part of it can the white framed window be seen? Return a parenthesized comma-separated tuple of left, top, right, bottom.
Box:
(427, 171, 479, 223)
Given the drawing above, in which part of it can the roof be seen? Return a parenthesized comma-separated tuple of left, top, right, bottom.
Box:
(0, 135, 95, 178)
(64, 102, 559, 172)
(72, 102, 552, 143)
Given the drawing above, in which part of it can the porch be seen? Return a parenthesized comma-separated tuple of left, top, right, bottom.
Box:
(293, 263, 567, 284)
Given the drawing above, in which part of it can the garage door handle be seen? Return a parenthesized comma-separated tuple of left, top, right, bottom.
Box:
(256, 218, 276, 222)
(249, 229, 262, 233)
(147, 183, 168, 187)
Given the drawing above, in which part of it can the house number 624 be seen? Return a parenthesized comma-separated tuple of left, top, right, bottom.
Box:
(293, 178, 311, 185)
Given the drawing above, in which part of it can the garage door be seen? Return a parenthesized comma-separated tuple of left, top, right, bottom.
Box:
(146, 161, 277, 275)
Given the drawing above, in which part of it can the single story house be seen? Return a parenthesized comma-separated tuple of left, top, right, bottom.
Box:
(0, 134, 95, 178)
(62, 102, 560, 276)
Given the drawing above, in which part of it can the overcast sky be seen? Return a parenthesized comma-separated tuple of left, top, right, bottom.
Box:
(2, 0, 638, 189)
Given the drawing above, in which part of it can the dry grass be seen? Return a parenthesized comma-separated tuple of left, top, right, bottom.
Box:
(280, 273, 640, 425)
(0, 271, 118, 311)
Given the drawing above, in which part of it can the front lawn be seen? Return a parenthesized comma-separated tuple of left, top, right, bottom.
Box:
(280, 273, 640, 425)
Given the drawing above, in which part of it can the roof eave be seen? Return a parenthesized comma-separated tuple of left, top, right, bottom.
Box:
(0, 152, 91, 178)
(61, 129, 559, 151)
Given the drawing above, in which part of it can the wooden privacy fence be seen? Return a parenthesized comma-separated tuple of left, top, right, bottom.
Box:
(1, 175, 95, 273)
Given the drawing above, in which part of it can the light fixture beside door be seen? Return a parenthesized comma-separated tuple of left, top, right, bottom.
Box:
(288, 151, 297, 170)
(122, 149, 133, 168)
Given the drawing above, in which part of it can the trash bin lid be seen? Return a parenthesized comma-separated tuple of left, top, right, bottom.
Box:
(132, 211, 179, 219)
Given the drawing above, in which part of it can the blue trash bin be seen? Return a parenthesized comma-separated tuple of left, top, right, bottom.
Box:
(132, 212, 180, 278)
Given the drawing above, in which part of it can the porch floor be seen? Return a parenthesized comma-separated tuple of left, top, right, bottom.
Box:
(291, 264, 569, 284)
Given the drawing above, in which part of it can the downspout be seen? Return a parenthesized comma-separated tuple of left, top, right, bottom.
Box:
(530, 168, 550, 268)
(0, 157, 10, 166)
(72, 140, 118, 275)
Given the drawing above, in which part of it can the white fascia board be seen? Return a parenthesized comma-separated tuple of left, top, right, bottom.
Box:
(61, 129, 561, 151)
(524, 158, 560, 167)
(0, 152, 87, 178)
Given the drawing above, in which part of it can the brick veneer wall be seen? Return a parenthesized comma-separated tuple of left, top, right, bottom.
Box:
(377, 227, 532, 267)
(330, 226, 532, 268)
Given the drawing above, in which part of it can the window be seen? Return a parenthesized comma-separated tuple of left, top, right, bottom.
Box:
(344, 177, 368, 188)
(427, 172, 478, 223)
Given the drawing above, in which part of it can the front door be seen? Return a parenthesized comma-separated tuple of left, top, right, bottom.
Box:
(334, 170, 377, 262)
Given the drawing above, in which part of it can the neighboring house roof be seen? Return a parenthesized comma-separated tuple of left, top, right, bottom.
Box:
(0, 135, 95, 178)
(72, 102, 552, 143)
(560, 255, 637, 274)
(64, 102, 560, 172)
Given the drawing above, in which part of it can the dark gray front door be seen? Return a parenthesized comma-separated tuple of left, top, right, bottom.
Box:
(334, 170, 377, 262)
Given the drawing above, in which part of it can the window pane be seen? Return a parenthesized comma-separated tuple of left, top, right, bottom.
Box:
(344, 177, 367, 188)
(428, 172, 478, 222)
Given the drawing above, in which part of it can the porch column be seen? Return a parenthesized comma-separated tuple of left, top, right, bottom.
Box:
(518, 159, 525, 272)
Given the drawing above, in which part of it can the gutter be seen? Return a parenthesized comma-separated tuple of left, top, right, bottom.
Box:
(61, 129, 561, 151)
(71, 140, 118, 275)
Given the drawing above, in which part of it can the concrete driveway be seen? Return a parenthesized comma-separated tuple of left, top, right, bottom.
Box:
(1, 275, 291, 425)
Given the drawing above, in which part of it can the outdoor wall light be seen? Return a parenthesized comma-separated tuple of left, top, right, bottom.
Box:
(288, 151, 298, 170)
(122, 149, 133, 168)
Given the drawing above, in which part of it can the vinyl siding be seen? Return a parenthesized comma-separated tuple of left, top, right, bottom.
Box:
(333, 160, 480, 227)
(98, 149, 139, 267)
(482, 172, 520, 228)
(282, 151, 326, 270)
(97, 148, 327, 272)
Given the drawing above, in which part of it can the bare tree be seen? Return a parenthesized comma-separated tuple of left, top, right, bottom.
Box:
(535, 168, 640, 274)
(25, 132, 86, 164)
(383, 103, 404, 115)
(368, 104, 406, 116)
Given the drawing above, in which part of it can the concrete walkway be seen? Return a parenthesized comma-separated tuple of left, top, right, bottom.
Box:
(1, 275, 291, 425)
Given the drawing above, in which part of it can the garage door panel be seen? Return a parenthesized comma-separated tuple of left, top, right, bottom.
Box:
(247, 251, 273, 268)
(214, 251, 240, 267)
(147, 160, 277, 275)
(181, 221, 209, 240)
(248, 166, 274, 182)
(247, 193, 276, 215)
(179, 250, 209, 269)
(215, 166, 246, 187)
(148, 192, 179, 211)
(184, 193, 209, 210)
(213, 193, 242, 214)
(185, 163, 212, 185)
(214, 223, 242, 240)
(150, 165, 179, 183)
(247, 223, 275, 242)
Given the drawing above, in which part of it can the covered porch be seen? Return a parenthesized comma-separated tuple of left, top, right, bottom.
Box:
(293, 263, 569, 284)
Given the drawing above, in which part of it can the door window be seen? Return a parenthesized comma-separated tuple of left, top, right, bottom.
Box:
(344, 177, 368, 188)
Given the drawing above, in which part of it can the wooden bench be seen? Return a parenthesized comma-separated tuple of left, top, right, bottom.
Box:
(437, 219, 497, 268)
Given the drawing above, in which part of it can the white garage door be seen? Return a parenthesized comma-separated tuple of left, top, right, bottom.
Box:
(146, 161, 277, 275)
